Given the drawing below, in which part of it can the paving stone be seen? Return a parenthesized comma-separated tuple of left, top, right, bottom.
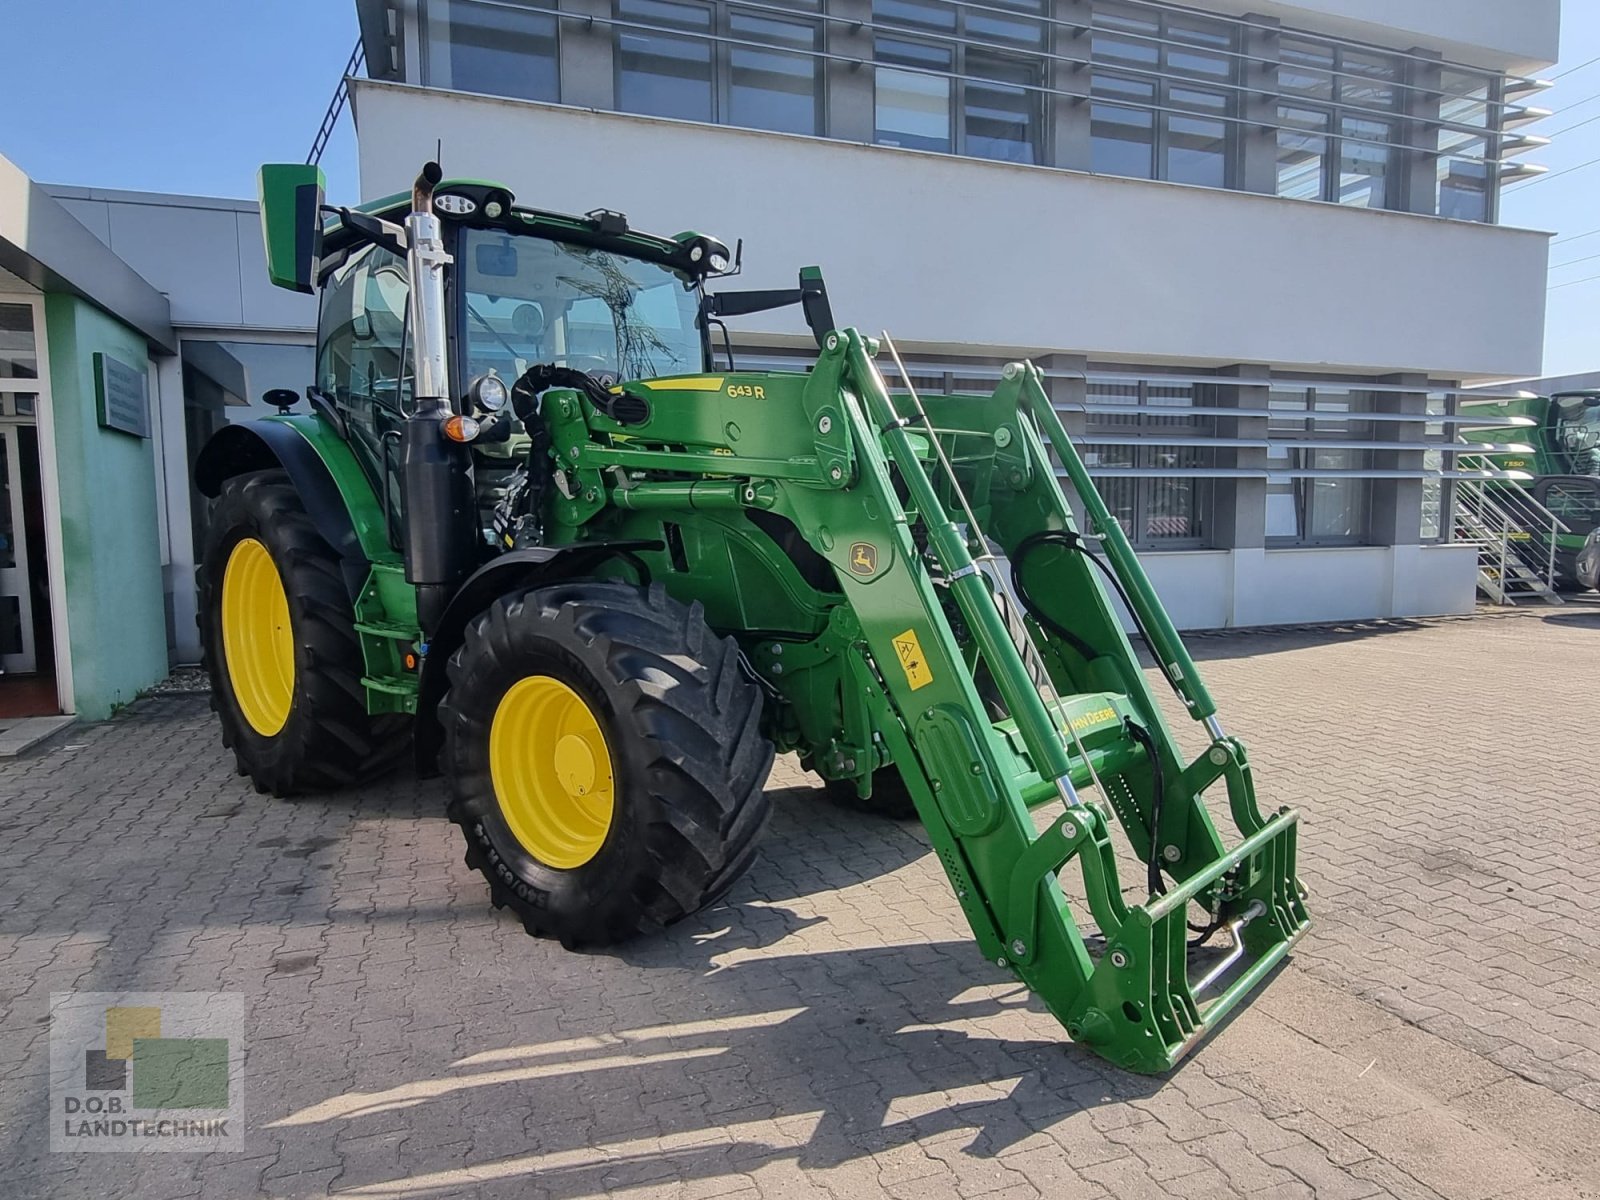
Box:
(5, 608, 1600, 1197)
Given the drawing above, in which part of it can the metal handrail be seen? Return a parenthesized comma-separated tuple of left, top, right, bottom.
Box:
(1452, 465, 1570, 601)
(446, 0, 1532, 167)
(308, 40, 366, 166)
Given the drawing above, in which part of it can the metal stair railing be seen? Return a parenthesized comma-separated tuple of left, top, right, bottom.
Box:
(1452, 462, 1569, 605)
(308, 41, 367, 167)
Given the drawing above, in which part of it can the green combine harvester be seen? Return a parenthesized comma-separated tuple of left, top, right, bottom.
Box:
(1461, 390, 1600, 590)
(194, 162, 1308, 1073)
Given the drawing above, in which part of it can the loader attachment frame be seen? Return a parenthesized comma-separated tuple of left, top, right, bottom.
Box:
(794, 332, 1308, 1073)
(538, 327, 1309, 1072)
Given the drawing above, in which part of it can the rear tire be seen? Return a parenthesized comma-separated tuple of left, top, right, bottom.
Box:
(440, 581, 773, 948)
(197, 469, 410, 796)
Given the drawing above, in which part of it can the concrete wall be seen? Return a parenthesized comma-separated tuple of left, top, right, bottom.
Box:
(43, 293, 168, 718)
(353, 82, 1550, 381)
(1139, 543, 1477, 630)
(47, 187, 316, 335)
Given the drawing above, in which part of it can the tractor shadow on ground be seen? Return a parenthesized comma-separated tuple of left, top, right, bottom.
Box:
(1179, 617, 1446, 663)
(261, 931, 1185, 1200)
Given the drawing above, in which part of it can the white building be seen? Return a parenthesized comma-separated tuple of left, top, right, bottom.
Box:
(348, 0, 1560, 627)
(0, 0, 1563, 725)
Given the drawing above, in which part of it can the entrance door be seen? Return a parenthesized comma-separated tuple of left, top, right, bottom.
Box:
(0, 419, 40, 673)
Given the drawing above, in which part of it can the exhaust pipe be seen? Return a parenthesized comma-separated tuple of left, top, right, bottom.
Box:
(400, 161, 475, 636)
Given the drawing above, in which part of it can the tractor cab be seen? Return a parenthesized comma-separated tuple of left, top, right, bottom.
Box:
(270, 167, 834, 564)
(1550, 391, 1600, 476)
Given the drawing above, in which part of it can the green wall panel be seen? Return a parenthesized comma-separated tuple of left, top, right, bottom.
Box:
(44, 294, 167, 719)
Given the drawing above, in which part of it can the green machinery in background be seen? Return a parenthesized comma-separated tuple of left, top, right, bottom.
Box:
(193, 162, 1308, 1073)
(1461, 391, 1600, 590)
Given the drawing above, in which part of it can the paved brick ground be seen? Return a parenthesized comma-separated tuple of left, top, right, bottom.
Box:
(3, 602, 1600, 1199)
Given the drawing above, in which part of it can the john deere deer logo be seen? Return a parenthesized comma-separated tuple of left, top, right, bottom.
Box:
(849, 542, 878, 576)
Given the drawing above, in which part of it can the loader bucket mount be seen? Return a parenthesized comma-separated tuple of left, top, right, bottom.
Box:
(797, 330, 1310, 1074)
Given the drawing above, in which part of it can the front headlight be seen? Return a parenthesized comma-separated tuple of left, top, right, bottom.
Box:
(469, 372, 509, 413)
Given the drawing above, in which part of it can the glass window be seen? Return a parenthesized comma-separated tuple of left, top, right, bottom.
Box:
(1338, 116, 1391, 208)
(728, 13, 819, 135)
(1341, 50, 1398, 110)
(1092, 76, 1156, 179)
(1274, 43, 1405, 210)
(317, 247, 410, 415)
(1166, 89, 1228, 187)
(964, 53, 1036, 164)
(1277, 106, 1329, 200)
(1439, 137, 1490, 222)
(873, 0, 1043, 162)
(1092, 10, 1158, 69)
(1268, 387, 1371, 544)
(1542, 481, 1600, 535)
(445, 0, 559, 102)
(459, 229, 703, 384)
(1279, 40, 1334, 103)
(1421, 395, 1448, 540)
(875, 0, 955, 32)
(617, 0, 714, 123)
(876, 39, 953, 152)
(1090, 5, 1237, 189)
(1165, 16, 1232, 80)
(1433, 70, 1497, 222)
(1083, 379, 1214, 548)
(0, 304, 37, 385)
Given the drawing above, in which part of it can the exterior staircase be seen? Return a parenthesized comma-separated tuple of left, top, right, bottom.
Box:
(1453, 474, 1568, 606)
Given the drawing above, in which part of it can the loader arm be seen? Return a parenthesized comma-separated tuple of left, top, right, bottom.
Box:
(541, 329, 1309, 1073)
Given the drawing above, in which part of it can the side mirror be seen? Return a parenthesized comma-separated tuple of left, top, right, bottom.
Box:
(264, 388, 300, 413)
(258, 163, 326, 294)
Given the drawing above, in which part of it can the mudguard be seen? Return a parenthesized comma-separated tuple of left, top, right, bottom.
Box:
(195, 417, 391, 601)
(412, 541, 661, 776)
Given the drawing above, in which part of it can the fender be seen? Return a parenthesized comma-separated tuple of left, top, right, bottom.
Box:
(195, 417, 394, 601)
(413, 541, 661, 776)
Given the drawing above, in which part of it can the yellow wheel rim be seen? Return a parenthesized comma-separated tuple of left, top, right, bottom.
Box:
(220, 537, 295, 737)
(489, 676, 616, 869)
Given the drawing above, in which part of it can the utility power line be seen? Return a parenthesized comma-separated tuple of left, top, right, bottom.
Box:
(1548, 270, 1600, 290)
(1550, 249, 1600, 272)
(1554, 227, 1600, 247)
(1551, 53, 1600, 82)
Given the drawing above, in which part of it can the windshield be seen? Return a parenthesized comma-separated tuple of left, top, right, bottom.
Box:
(459, 228, 704, 387)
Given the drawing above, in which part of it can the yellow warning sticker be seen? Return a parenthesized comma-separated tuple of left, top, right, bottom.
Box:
(892, 628, 935, 691)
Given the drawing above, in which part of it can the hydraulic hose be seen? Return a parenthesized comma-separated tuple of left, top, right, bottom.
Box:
(1011, 530, 1185, 701)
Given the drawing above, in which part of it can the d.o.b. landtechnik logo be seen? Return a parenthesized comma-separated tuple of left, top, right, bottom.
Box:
(49, 992, 244, 1152)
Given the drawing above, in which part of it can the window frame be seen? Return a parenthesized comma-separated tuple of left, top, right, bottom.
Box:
(871, 0, 1048, 165)
(614, 0, 824, 137)
(1267, 386, 1374, 547)
(1083, 378, 1218, 551)
(1273, 38, 1405, 211)
(1089, 3, 1238, 188)
(430, 0, 563, 103)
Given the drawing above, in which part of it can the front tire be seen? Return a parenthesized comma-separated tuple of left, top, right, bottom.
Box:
(440, 581, 773, 948)
(197, 469, 409, 796)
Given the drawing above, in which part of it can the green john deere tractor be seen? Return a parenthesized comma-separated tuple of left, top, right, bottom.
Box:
(1461, 390, 1600, 591)
(194, 161, 1308, 1073)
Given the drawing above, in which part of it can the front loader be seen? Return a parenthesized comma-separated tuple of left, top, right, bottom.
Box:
(194, 161, 1308, 1073)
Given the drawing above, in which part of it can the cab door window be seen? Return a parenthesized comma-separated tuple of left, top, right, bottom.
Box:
(316, 245, 411, 477)
(1541, 480, 1600, 536)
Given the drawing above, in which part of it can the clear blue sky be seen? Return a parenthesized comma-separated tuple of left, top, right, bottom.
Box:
(1, 2, 1595, 377)
(1503, 6, 1600, 379)
(1, 1, 361, 203)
